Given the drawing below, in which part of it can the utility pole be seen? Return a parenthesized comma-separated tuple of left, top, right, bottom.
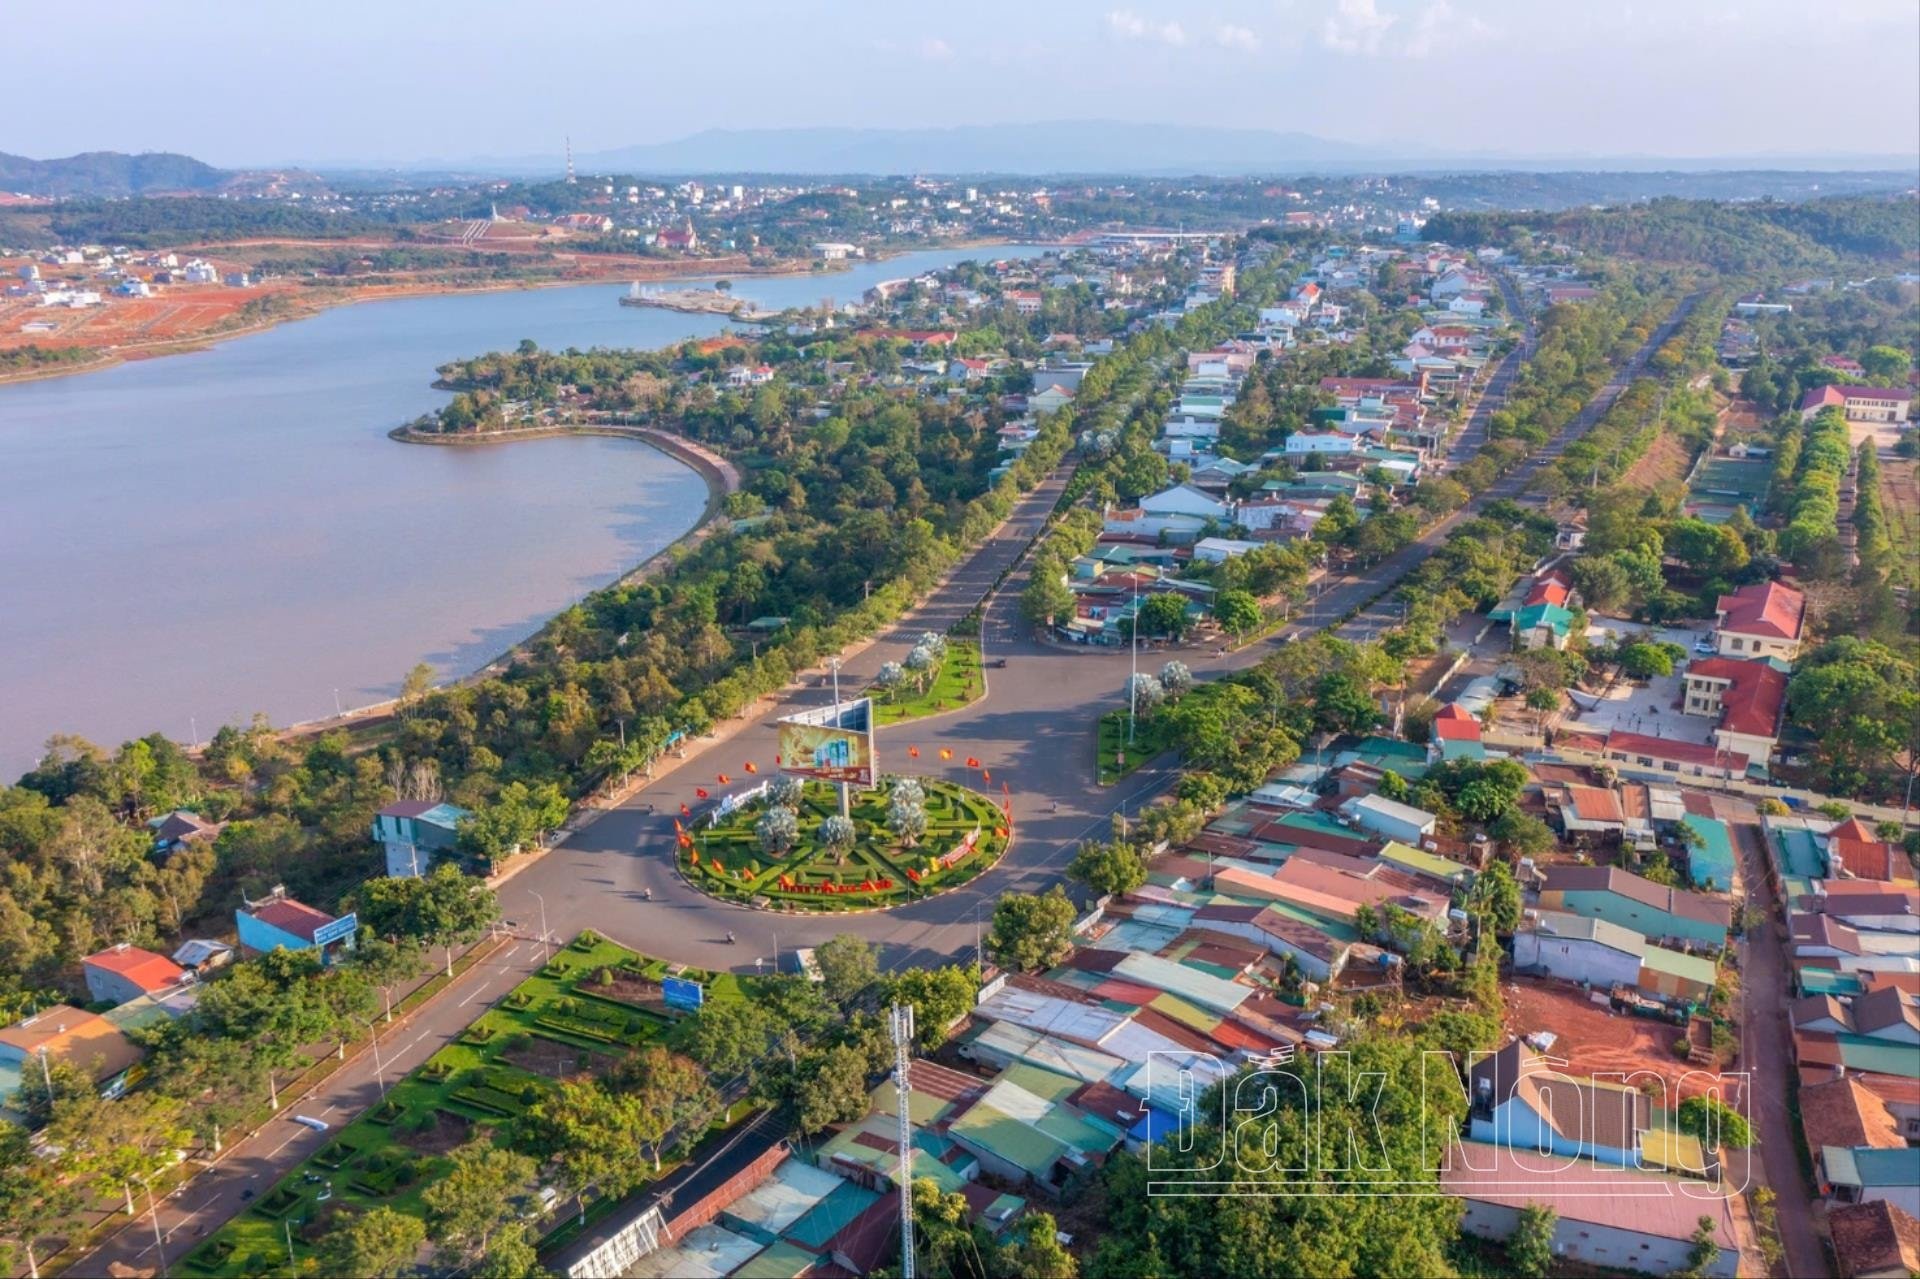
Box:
(891, 1003, 917, 1279)
(1127, 579, 1140, 745)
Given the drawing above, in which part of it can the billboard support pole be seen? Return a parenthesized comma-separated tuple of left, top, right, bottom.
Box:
(830, 657, 852, 817)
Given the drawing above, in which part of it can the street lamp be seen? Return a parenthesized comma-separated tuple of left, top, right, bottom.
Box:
(364, 1015, 388, 1099)
(528, 890, 551, 963)
(141, 1173, 167, 1278)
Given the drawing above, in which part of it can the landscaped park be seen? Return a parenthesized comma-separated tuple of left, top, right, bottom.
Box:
(866, 630, 985, 725)
(683, 776, 1008, 911)
(183, 933, 742, 1278)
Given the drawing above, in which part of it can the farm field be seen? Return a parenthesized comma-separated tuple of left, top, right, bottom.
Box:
(1879, 456, 1919, 588)
(183, 933, 738, 1279)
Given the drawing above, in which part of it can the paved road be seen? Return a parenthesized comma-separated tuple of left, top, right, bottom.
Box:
(495, 292, 1704, 976)
(1332, 291, 1701, 642)
(75, 937, 549, 1276)
(75, 289, 1713, 1273)
(1732, 819, 1828, 1278)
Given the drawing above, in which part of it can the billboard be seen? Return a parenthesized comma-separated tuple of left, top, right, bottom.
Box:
(662, 977, 705, 1012)
(777, 698, 876, 787)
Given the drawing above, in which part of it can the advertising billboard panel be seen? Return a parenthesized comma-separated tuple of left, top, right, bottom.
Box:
(662, 977, 705, 1012)
(776, 698, 876, 787)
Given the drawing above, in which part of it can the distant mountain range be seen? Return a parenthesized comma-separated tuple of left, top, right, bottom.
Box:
(0, 150, 229, 196)
(573, 122, 1383, 176)
(0, 151, 334, 199)
(546, 121, 1913, 177)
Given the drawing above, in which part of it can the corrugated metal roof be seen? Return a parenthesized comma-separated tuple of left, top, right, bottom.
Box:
(1113, 952, 1251, 1014)
(949, 1101, 1066, 1178)
(1529, 909, 1646, 957)
(1639, 942, 1717, 988)
(968, 1021, 1125, 1084)
(975, 987, 1129, 1047)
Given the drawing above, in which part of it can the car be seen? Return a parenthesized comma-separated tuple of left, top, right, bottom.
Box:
(291, 1114, 330, 1133)
(1693, 637, 1716, 655)
(987, 657, 1007, 668)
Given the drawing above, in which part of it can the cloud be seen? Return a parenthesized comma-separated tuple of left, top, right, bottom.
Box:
(918, 36, 954, 60)
(1321, 0, 1397, 53)
(1401, 1, 1494, 57)
(1214, 23, 1262, 51)
(1107, 8, 1189, 46)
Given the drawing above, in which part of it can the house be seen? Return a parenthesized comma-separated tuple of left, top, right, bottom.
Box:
(1681, 816, 1737, 893)
(1512, 602, 1577, 650)
(1792, 914, 1920, 975)
(1284, 429, 1359, 457)
(655, 219, 698, 251)
(81, 944, 187, 1006)
(1030, 384, 1076, 413)
(1443, 1144, 1742, 1277)
(1513, 911, 1717, 1004)
(171, 938, 235, 974)
(1189, 903, 1352, 982)
(1803, 1075, 1906, 1198)
(148, 809, 224, 858)
(1813, 883, 1920, 934)
(1798, 385, 1912, 424)
(1553, 784, 1627, 838)
(1682, 658, 1788, 770)
(1823, 1147, 1920, 1218)
(1338, 794, 1437, 845)
(0, 1005, 145, 1099)
(1261, 856, 1451, 930)
(236, 886, 357, 965)
(1601, 730, 1749, 783)
(1191, 537, 1262, 564)
(1139, 483, 1231, 524)
(1713, 580, 1805, 661)
(724, 364, 775, 387)
(372, 800, 472, 878)
(1827, 1201, 1920, 1278)
(1468, 1040, 1654, 1167)
(1538, 865, 1731, 948)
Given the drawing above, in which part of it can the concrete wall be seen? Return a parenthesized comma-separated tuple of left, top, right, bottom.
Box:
(1513, 932, 1640, 990)
(1458, 1198, 1738, 1278)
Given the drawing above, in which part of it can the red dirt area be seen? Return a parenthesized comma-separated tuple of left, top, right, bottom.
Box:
(1501, 976, 1720, 1099)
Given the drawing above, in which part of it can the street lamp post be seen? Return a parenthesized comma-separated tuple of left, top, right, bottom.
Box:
(529, 890, 551, 962)
(142, 1175, 167, 1278)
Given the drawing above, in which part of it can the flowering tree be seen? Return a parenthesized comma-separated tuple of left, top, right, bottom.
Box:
(769, 775, 805, 808)
(819, 815, 858, 864)
(1160, 660, 1193, 698)
(1127, 673, 1165, 713)
(756, 805, 799, 857)
(887, 787, 928, 847)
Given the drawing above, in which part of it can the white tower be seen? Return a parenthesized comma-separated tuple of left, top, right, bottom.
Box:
(891, 1002, 917, 1279)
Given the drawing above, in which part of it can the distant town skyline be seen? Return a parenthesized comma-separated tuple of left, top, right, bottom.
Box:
(6, 0, 1918, 168)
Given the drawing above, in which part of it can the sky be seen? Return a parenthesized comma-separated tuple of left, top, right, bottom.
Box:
(6, 0, 1918, 168)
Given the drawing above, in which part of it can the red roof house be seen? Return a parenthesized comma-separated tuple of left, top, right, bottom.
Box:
(81, 944, 186, 1005)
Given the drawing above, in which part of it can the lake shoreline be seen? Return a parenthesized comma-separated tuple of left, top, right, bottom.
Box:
(266, 422, 741, 744)
(0, 237, 1044, 388)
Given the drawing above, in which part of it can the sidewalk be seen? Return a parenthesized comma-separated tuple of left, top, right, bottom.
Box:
(69, 936, 545, 1276)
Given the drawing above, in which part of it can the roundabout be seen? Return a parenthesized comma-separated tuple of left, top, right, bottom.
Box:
(679, 776, 1011, 912)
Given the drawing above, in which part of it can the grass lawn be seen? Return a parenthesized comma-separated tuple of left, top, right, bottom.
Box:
(686, 778, 1007, 911)
(182, 934, 728, 1279)
(1096, 708, 1175, 785)
(870, 639, 984, 725)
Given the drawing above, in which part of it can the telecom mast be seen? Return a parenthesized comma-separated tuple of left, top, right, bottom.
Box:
(565, 136, 576, 184)
(891, 1002, 916, 1278)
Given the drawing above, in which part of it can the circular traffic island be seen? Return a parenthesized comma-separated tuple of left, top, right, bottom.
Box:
(681, 776, 1009, 912)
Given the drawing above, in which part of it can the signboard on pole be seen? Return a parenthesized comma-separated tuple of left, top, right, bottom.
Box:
(312, 913, 358, 948)
(776, 698, 877, 787)
(662, 977, 705, 1012)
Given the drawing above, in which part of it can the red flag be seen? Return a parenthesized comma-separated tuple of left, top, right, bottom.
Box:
(965, 757, 981, 769)
(775, 754, 782, 766)
(982, 770, 991, 784)
(1001, 782, 1010, 795)
(717, 773, 730, 785)
(996, 826, 1010, 839)
(909, 745, 920, 758)
(744, 762, 757, 774)
(939, 748, 953, 761)
(680, 803, 691, 818)
(673, 818, 684, 834)
(695, 787, 710, 799)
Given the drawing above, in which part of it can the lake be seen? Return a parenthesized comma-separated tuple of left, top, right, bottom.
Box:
(0, 244, 1048, 777)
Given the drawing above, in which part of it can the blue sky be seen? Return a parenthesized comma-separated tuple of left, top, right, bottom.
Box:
(7, 0, 1917, 166)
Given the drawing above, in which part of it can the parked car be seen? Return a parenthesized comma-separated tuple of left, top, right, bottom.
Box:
(1693, 636, 1716, 655)
(291, 1114, 330, 1133)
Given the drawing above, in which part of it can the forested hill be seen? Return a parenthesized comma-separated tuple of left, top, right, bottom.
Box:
(1422, 195, 1920, 274)
(0, 150, 227, 197)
